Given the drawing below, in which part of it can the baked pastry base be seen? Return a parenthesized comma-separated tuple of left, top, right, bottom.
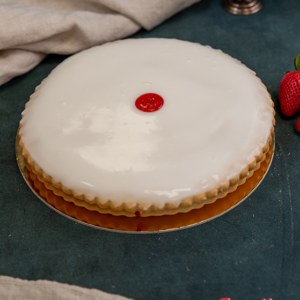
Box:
(16, 131, 275, 233)
(19, 128, 274, 217)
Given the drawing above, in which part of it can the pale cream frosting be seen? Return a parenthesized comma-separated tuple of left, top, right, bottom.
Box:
(20, 38, 274, 210)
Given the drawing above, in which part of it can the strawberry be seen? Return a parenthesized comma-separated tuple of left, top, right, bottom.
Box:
(279, 71, 300, 116)
(296, 116, 300, 133)
(279, 54, 300, 132)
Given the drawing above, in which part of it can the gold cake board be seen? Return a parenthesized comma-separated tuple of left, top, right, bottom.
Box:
(16, 131, 275, 233)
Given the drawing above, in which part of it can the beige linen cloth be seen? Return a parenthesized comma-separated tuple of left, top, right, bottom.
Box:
(0, 0, 200, 298)
(0, 276, 133, 299)
(0, 0, 200, 86)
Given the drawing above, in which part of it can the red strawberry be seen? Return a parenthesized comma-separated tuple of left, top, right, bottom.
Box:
(279, 71, 300, 116)
(279, 54, 300, 133)
(296, 117, 300, 132)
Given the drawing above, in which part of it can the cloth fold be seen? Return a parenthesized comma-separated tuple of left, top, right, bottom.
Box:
(0, 0, 200, 86)
(0, 276, 133, 300)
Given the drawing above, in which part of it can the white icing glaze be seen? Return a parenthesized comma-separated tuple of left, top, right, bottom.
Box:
(20, 38, 274, 210)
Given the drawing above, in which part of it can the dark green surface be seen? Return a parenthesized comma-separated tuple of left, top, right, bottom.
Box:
(1, 0, 300, 299)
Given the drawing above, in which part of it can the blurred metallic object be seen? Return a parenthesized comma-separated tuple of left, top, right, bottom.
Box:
(222, 0, 263, 15)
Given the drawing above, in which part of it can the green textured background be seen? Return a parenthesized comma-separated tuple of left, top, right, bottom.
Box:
(1, 0, 300, 299)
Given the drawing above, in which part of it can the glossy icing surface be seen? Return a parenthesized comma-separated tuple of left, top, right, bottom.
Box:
(20, 39, 274, 209)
